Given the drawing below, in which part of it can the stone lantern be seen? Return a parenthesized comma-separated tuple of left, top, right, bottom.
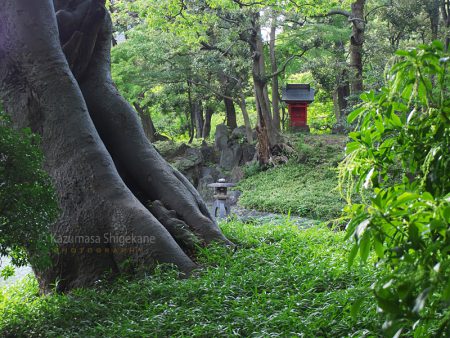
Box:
(207, 178, 236, 218)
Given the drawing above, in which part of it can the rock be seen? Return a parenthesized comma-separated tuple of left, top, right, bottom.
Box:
(156, 141, 190, 160)
(172, 147, 203, 186)
(219, 143, 242, 170)
(200, 143, 218, 164)
(197, 174, 215, 201)
(241, 143, 256, 164)
(228, 190, 241, 206)
(173, 147, 203, 172)
(200, 166, 220, 181)
(215, 124, 229, 151)
(230, 126, 247, 141)
(231, 166, 245, 182)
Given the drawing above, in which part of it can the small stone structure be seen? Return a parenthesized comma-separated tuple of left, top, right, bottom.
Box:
(208, 178, 236, 218)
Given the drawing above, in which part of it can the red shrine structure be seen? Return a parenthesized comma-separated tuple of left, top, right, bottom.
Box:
(281, 84, 315, 132)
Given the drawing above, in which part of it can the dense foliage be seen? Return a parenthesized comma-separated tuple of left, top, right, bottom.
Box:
(107, 0, 447, 141)
(0, 112, 58, 278)
(1, 221, 382, 337)
(340, 42, 450, 336)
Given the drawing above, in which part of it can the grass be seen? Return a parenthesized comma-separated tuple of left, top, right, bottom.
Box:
(0, 221, 382, 337)
(238, 134, 347, 221)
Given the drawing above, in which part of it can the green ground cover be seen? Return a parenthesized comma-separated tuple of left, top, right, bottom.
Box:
(238, 134, 347, 221)
(1, 221, 381, 337)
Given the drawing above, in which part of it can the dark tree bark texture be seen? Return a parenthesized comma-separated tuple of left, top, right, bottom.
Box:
(202, 104, 213, 139)
(223, 97, 238, 130)
(0, 0, 231, 292)
(133, 102, 157, 142)
(425, 0, 441, 40)
(327, 1, 366, 95)
(333, 69, 350, 120)
(248, 12, 279, 164)
(193, 100, 204, 139)
(442, 0, 450, 51)
(349, 0, 365, 94)
(269, 15, 281, 131)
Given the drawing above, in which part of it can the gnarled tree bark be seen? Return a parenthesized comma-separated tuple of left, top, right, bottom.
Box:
(326, 1, 365, 95)
(0, 0, 231, 292)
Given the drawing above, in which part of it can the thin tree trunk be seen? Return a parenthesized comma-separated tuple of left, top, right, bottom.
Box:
(218, 72, 237, 130)
(334, 69, 350, 120)
(426, 0, 440, 40)
(202, 105, 213, 139)
(237, 93, 254, 143)
(0, 0, 231, 292)
(193, 100, 204, 139)
(442, 0, 450, 51)
(350, 0, 365, 94)
(269, 15, 280, 131)
(187, 80, 195, 143)
(133, 102, 157, 142)
(249, 12, 278, 160)
(224, 97, 238, 130)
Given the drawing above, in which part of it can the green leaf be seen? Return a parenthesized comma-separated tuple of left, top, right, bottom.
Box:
(375, 294, 400, 314)
(392, 192, 419, 207)
(431, 40, 444, 51)
(395, 50, 410, 57)
(412, 288, 431, 314)
(350, 297, 364, 319)
(359, 232, 371, 263)
(373, 238, 384, 258)
(347, 106, 365, 124)
(348, 244, 359, 267)
(345, 141, 361, 154)
(356, 219, 370, 238)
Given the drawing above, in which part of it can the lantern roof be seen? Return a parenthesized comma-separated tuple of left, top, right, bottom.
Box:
(282, 84, 315, 103)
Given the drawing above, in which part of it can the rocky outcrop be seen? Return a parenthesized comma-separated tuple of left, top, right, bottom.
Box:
(216, 124, 255, 171)
(155, 125, 255, 201)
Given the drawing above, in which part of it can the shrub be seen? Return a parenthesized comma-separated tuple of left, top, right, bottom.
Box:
(339, 42, 450, 336)
(0, 111, 58, 278)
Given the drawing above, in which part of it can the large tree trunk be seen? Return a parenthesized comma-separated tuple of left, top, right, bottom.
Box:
(0, 0, 231, 292)
(269, 15, 281, 131)
(350, 0, 365, 94)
